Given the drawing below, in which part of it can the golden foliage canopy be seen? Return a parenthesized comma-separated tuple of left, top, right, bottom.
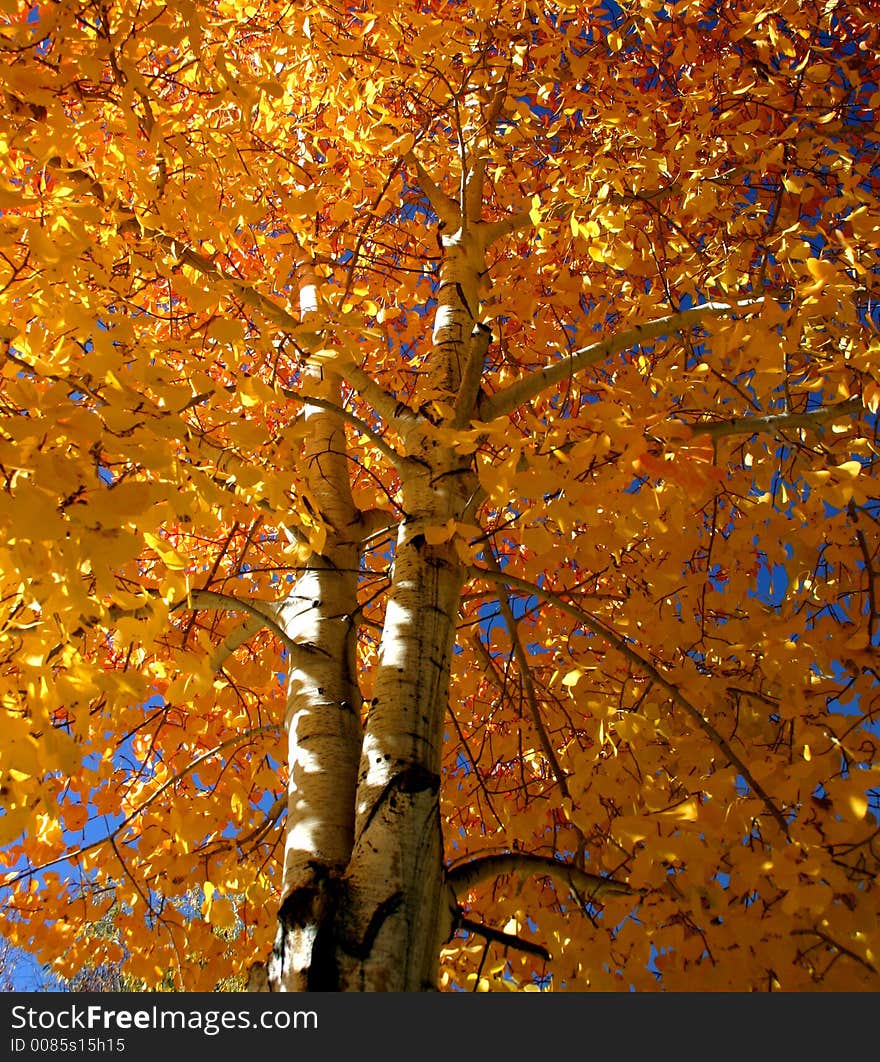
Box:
(0, 0, 878, 990)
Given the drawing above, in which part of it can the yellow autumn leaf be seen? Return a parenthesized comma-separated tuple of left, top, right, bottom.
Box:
(201, 882, 216, 921)
(802, 256, 837, 294)
(835, 460, 862, 478)
(424, 519, 456, 545)
(143, 531, 187, 570)
(208, 896, 237, 930)
(208, 318, 245, 345)
(659, 797, 699, 822)
(388, 132, 415, 156)
(829, 777, 870, 821)
(286, 188, 319, 216)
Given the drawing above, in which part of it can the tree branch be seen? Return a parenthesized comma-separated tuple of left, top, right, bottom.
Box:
(209, 616, 267, 671)
(40, 153, 405, 431)
(232, 794, 287, 852)
(791, 927, 878, 975)
(279, 388, 407, 470)
(467, 566, 792, 838)
(176, 243, 406, 429)
(404, 151, 461, 228)
(456, 915, 550, 962)
(482, 210, 533, 246)
(478, 298, 769, 421)
(465, 157, 486, 225)
(479, 549, 577, 811)
(452, 323, 493, 429)
(447, 852, 634, 900)
(172, 589, 300, 657)
(682, 395, 862, 440)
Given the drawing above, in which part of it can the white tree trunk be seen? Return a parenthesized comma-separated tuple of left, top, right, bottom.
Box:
(269, 211, 485, 991)
(268, 356, 364, 989)
(336, 448, 476, 990)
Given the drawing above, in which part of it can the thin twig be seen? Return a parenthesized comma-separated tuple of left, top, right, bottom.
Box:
(456, 915, 550, 962)
(1, 726, 279, 888)
(467, 566, 792, 838)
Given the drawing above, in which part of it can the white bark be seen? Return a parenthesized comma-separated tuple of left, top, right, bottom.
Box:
(269, 256, 364, 990)
(321, 189, 489, 988)
(429, 225, 486, 394)
(336, 452, 475, 990)
(268, 377, 364, 990)
(271, 177, 489, 991)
